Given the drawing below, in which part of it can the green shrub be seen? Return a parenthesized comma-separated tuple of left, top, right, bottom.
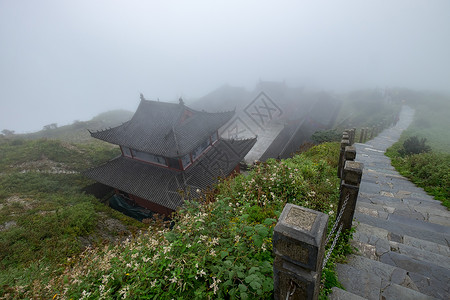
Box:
(311, 129, 342, 144)
(399, 136, 431, 156)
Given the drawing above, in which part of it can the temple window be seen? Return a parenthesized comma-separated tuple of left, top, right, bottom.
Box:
(181, 153, 192, 169)
(131, 149, 167, 166)
(192, 138, 211, 160)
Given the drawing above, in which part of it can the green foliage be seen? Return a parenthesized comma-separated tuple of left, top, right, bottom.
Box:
(17, 109, 134, 143)
(398, 136, 431, 156)
(0, 139, 143, 296)
(0, 197, 97, 269)
(311, 129, 342, 144)
(386, 151, 450, 208)
(0, 138, 120, 173)
(6, 142, 346, 299)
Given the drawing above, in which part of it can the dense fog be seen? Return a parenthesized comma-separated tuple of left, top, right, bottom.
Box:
(1, 0, 449, 133)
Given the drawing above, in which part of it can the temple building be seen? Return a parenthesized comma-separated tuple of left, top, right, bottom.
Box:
(84, 96, 256, 216)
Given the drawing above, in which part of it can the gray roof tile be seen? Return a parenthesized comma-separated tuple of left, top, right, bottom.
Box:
(90, 99, 234, 157)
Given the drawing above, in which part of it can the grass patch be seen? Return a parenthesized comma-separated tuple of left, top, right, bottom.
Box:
(386, 150, 450, 209)
(0, 139, 144, 296)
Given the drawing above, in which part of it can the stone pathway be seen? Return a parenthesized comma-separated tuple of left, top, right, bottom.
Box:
(330, 106, 450, 300)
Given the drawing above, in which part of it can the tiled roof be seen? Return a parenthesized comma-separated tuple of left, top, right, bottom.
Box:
(90, 99, 235, 157)
(83, 138, 256, 211)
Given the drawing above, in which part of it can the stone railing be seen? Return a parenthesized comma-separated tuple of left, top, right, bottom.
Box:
(273, 131, 363, 300)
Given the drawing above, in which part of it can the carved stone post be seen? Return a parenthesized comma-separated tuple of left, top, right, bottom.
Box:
(337, 161, 363, 234)
(344, 146, 356, 162)
(370, 127, 375, 139)
(352, 128, 356, 144)
(348, 128, 356, 145)
(365, 127, 370, 141)
(273, 204, 329, 300)
(358, 128, 364, 143)
(337, 138, 350, 178)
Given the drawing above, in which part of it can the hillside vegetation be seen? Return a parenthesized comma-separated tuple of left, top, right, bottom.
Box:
(13, 109, 133, 143)
(0, 138, 145, 296)
(4, 142, 348, 299)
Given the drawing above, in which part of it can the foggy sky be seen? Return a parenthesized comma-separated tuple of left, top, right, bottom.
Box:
(1, 0, 449, 133)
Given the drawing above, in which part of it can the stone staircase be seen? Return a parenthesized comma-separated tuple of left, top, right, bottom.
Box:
(329, 106, 450, 300)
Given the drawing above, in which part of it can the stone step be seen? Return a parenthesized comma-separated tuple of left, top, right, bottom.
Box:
(356, 200, 424, 221)
(380, 281, 439, 300)
(352, 222, 450, 267)
(358, 191, 447, 212)
(328, 287, 367, 300)
(355, 201, 450, 228)
(389, 240, 450, 268)
(354, 212, 450, 247)
(355, 201, 450, 234)
(402, 234, 450, 258)
(335, 262, 382, 300)
(379, 251, 450, 299)
(344, 254, 447, 299)
(387, 213, 450, 235)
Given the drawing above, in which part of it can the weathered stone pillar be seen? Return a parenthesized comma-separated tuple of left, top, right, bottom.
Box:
(358, 128, 365, 143)
(337, 138, 350, 178)
(363, 127, 369, 142)
(370, 127, 375, 139)
(273, 204, 329, 300)
(337, 161, 363, 233)
(344, 145, 356, 162)
(348, 128, 356, 145)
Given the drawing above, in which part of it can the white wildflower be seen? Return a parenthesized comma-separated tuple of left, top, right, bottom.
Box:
(210, 277, 221, 294)
(210, 249, 216, 257)
(234, 235, 240, 243)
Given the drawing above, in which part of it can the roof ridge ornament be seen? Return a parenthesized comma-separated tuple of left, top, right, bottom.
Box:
(179, 97, 184, 106)
(140, 93, 146, 101)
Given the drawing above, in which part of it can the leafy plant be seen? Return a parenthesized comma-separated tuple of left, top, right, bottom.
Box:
(399, 136, 431, 156)
(311, 129, 342, 144)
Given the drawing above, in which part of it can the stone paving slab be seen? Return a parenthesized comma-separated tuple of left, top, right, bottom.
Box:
(387, 213, 450, 234)
(402, 235, 450, 257)
(379, 251, 450, 299)
(329, 287, 367, 300)
(389, 240, 450, 267)
(356, 199, 450, 227)
(354, 212, 450, 246)
(358, 192, 446, 212)
(336, 263, 381, 300)
(380, 281, 438, 300)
